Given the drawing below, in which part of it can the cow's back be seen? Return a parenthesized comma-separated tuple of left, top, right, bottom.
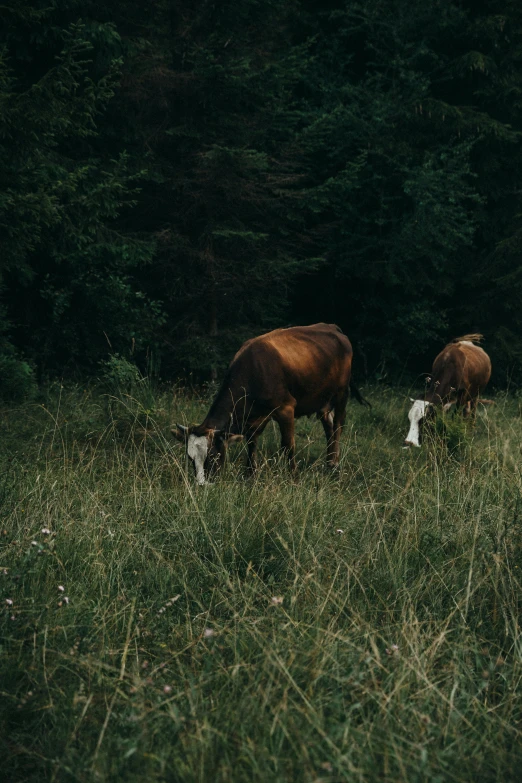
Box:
(431, 339, 491, 397)
(457, 341, 491, 389)
(229, 323, 353, 414)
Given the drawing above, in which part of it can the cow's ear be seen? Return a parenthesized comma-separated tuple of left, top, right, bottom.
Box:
(172, 424, 189, 442)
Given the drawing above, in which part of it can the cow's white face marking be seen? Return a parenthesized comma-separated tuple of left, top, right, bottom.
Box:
(404, 400, 431, 447)
(187, 434, 209, 485)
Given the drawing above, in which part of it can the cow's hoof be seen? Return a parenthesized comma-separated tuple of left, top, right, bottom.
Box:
(327, 463, 341, 474)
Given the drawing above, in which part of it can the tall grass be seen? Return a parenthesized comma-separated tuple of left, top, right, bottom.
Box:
(1, 384, 521, 782)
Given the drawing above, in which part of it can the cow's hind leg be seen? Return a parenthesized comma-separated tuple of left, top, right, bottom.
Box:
(329, 389, 349, 467)
(457, 390, 475, 419)
(274, 402, 297, 472)
(465, 395, 480, 421)
(319, 410, 337, 467)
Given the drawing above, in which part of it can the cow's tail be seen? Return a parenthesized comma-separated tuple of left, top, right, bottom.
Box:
(450, 333, 484, 345)
(350, 381, 371, 408)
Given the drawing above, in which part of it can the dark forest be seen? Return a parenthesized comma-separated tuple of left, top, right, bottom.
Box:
(2, 0, 522, 396)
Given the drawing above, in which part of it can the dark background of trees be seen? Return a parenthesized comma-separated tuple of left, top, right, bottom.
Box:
(2, 0, 522, 397)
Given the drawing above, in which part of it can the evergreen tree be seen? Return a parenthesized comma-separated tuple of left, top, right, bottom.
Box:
(100, 0, 318, 378)
(2, 0, 522, 391)
(0, 1, 161, 390)
(292, 0, 522, 379)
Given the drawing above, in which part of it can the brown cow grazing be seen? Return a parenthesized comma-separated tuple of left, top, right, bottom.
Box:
(404, 334, 492, 448)
(173, 323, 369, 484)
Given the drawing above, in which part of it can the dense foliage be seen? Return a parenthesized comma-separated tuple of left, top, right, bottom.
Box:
(2, 0, 522, 394)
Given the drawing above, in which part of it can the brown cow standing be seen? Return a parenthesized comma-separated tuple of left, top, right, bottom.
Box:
(404, 334, 492, 448)
(173, 323, 369, 484)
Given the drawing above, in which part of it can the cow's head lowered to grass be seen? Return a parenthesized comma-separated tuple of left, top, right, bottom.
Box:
(173, 425, 242, 485)
(404, 399, 433, 448)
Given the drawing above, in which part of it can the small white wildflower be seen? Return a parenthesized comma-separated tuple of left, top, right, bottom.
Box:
(63, 596, 69, 605)
(10, 615, 16, 621)
(336, 528, 344, 534)
(31, 541, 38, 547)
(203, 627, 215, 638)
(2, 569, 7, 575)
(41, 528, 51, 535)
(5, 598, 13, 606)
(58, 585, 65, 592)
(271, 596, 284, 605)
(385, 644, 399, 656)
(163, 684, 172, 694)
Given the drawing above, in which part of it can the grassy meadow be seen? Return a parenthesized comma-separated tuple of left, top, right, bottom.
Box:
(1, 382, 522, 782)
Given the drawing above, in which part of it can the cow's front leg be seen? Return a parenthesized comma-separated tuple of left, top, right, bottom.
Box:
(275, 404, 297, 472)
(244, 419, 268, 475)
